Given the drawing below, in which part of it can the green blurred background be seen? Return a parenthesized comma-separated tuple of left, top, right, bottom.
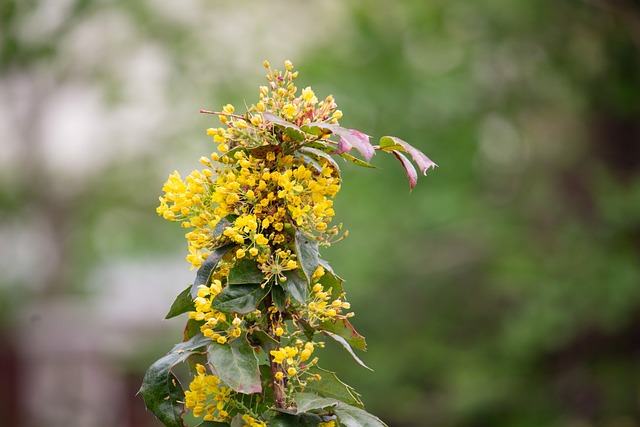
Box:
(1, 1, 639, 426)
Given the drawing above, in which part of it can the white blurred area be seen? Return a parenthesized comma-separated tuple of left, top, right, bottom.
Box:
(0, 1, 345, 426)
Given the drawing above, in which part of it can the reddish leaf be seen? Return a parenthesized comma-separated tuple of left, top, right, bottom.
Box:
(392, 151, 418, 191)
(380, 136, 437, 175)
(302, 123, 375, 162)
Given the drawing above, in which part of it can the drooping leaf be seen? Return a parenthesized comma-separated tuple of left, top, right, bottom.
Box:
(210, 283, 270, 314)
(295, 230, 319, 284)
(340, 152, 376, 169)
(191, 244, 234, 298)
(303, 366, 363, 408)
(333, 402, 388, 427)
(380, 136, 437, 175)
(302, 123, 374, 161)
(319, 319, 366, 351)
(323, 332, 372, 371)
(139, 334, 210, 427)
(268, 412, 323, 427)
(228, 259, 265, 285)
(166, 285, 195, 319)
(207, 334, 261, 394)
(392, 150, 418, 191)
(293, 392, 339, 413)
(299, 147, 341, 173)
(282, 269, 308, 303)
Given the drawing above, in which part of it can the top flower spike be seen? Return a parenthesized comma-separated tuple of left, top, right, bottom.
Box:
(201, 60, 436, 188)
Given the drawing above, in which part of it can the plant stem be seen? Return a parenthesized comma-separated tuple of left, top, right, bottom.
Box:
(264, 293, 287, 409)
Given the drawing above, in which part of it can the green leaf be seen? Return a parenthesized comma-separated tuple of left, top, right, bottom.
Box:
(340, 152, 376, 169)
(197, 421, 231, 427)
(207, 334, 261, 394)
(183, 318, 204, 341)
(295, 230, 319, 284)
(319, 319, 366, 351)
(166, 285, 195, 319)
(293, 392, 339, 413)
(228, 259, 265, 285)
(282, 269, 308, 303)
(316, 261, 343, 300)
(139, 334, 210, 427)
(323, 332, 372, 371)
(272, 284, 288, 311)
(301, 123, 374, 162)
(211, 283, 270, 314)
(333, 402, 388, 427)
(263, 112, 306, 141)
(303, 366, 363, 408)
(268, 412, 323, 427)
(379, 136, 437, 176)
(247, 328, 278, 353)
(299, 147, 341, 173)
(191, 244, 234, 298)
(213, 215, 235, 238)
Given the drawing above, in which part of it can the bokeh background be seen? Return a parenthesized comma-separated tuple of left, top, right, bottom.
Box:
(1, 1, 639, 426)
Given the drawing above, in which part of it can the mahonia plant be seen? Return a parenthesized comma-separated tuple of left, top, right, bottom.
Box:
(140, 60, 436, 427)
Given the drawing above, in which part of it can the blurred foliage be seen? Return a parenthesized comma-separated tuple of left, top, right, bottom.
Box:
(1, 0, 639, 426)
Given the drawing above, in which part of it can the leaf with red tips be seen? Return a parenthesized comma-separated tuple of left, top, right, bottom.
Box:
(302, 123, 375, 162)
(392, 150, 418, 191)
(380, 136, 437, 175)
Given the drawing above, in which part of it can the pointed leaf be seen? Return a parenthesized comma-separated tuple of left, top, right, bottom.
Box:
(323, 332, 372, 371)
(263, 112, 306, 141)
(340, 152, 376, 169)
(295, 230, 319, 284)
(380, 136, 437, 175)
(302, 123, 374, 161)
(293, 392, 339, 413)
(319, 319, 366, 351)
(228, 259, 265, 285)
(210, 283, 270, 314)
(303, 366, 363, 408)
(139, 334, 210, 427)
(191, 244, 234, 298)
(207, 334, 261, 394)
(166, 285, 195, 319)
(392, 150, 418, 191)
(282, 269, 308, 303)
(334, 402, 388, 427)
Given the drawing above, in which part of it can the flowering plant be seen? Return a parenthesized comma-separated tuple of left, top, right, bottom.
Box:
(141, 60, 436, 427)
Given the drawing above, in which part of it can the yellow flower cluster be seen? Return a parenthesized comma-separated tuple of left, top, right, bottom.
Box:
(158, 150, 340, 270)
(270, 340, 316, 380)
(184, 364, 232, 422)
(241, 414, 267, 427)
(305, 265, 353, 324)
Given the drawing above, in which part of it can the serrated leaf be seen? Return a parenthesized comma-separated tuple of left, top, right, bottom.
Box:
(303, 366, 363, 408)
(295, 230, 319, 284)
(340, 152, 376, 169)
(282, 269, 308, 303)
(207, 334, 261, 394)
(268, 412, 323, 427)
(323, 332, 372, 371)
(380, 136, 437, 175)
(210, 283, 270, 314)
(319, 319, 366, 351)
(333, 402, 388, 427)
(191, 244, 234, 298)
(228, 259, 265, 285)
(392, 150, 418, 191)
(293, 392, 339, 413)
(166, 285, 195, 319)
(139, 334, 210, 427)
(301, 123, 374, 162)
